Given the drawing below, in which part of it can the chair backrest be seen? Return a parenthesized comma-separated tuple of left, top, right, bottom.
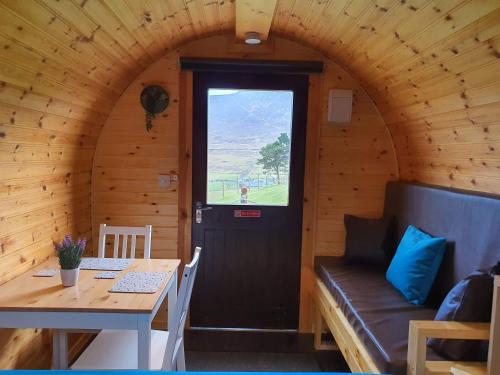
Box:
(161, 247, 202, 371)
(97, 224, 152, 259)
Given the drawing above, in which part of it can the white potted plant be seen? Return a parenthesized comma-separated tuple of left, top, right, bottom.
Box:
(54, 235, 86, 287)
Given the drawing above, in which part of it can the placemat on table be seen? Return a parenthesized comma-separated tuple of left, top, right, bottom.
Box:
(80, 257, 134, 271)
(95, 271, 119, 279)
(109, 271, 168, 294)
(33, 269, 57, 277)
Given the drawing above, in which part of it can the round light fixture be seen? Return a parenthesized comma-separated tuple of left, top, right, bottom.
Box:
(244, 32, 262, 45)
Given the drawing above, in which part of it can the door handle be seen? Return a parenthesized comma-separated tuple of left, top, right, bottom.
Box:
(198, 206, 213, 211)
(195, 202, 212, 224)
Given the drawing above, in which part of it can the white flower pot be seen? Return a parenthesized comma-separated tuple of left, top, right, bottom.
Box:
(60, 268, 80, 287)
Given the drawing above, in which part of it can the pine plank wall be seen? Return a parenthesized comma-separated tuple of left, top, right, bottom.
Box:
(0, 0, 498, 369)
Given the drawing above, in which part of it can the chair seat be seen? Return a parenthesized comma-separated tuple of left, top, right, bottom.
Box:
(72, 329, 169, 370)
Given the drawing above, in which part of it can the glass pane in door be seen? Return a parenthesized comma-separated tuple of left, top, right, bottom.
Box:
(207, 89, 293, 206)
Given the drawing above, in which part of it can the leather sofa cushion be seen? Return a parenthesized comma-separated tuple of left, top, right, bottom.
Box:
(315, 257, 444, 375)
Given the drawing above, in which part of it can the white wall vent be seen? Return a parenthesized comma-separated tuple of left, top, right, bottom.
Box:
(328, 89, 353, 124)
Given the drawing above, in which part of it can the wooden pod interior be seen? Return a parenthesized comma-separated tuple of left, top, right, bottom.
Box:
(0, 0, 499, 370)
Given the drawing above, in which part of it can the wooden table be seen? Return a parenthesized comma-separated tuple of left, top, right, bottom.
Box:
(0, 257, 180, 370)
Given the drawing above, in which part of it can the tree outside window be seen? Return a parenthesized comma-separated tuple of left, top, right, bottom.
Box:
(257, 133, 290, 185)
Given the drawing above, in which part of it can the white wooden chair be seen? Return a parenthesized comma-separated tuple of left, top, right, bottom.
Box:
(71, 247, 202, 371)
(98, 223, 152, 259)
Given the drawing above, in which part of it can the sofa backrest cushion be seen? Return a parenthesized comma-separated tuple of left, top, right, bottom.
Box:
(383, 181, 500, 306)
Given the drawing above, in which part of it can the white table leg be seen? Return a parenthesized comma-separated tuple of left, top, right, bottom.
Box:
(138, 315, 151, 370)
(52, 330, 59, 370)
(168, 269, 178, 331)
(52, 330, 68, 370)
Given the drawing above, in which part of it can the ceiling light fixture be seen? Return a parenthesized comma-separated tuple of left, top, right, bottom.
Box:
(244, 32, 262, 45)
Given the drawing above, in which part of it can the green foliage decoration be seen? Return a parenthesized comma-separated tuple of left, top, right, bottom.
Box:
(54, 235, 86, 270)
(140, 85, 169, 132)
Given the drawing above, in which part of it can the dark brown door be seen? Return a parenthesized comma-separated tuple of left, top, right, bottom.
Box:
(190, 71, 308, 330)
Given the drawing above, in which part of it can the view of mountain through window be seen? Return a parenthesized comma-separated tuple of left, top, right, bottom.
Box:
(207, 89, 294, 205)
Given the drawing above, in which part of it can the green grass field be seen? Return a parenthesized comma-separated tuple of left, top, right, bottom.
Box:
(208, 184, 289, 205)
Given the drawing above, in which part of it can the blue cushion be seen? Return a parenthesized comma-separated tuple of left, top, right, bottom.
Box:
(386, 225, 446, 305)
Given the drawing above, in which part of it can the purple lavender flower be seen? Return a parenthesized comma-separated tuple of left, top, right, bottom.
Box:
(76, 238, 87, 256)
(62, 234, 73, 248)
(76, 238, 87, 250)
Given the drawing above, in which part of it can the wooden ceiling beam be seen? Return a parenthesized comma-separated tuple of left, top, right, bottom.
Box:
(235, 0, 278, 41)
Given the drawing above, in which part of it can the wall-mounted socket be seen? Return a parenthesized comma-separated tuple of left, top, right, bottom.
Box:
(158, 174, 178, 188)
(158, 174, 171, 188)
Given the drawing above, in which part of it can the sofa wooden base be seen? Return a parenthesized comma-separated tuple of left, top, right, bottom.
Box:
(314, 275, 494, 375)
(408, 320, 490, 375)
(313, 277, 381, 374)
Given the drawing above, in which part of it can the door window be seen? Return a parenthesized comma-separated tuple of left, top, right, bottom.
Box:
(207, 89, 293, 206)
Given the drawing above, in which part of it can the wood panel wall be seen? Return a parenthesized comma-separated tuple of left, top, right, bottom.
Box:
(0, 2, 232, 364)
(0, 0, 112, 367)
(315, 63, 398, 255)
(92, 56, 179, 261)
(92, 34, 398, 331)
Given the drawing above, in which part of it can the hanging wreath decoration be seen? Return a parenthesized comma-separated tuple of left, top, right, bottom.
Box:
(140, 85, 169, 132)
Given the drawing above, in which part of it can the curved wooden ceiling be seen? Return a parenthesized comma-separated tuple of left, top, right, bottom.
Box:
(0, 0, 499, 192)
(273, 0, 500, 191)
(1, 1, 498, 368)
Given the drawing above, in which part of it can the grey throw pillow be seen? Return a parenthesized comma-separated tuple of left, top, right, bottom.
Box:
(428, 268, 496, 361)
(344, 214, 395, 266)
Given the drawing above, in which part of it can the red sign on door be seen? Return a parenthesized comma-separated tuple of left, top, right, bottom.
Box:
(234, 210, 261, 218)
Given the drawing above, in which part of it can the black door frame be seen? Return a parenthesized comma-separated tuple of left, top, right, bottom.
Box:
(190, 71, 309, 329)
